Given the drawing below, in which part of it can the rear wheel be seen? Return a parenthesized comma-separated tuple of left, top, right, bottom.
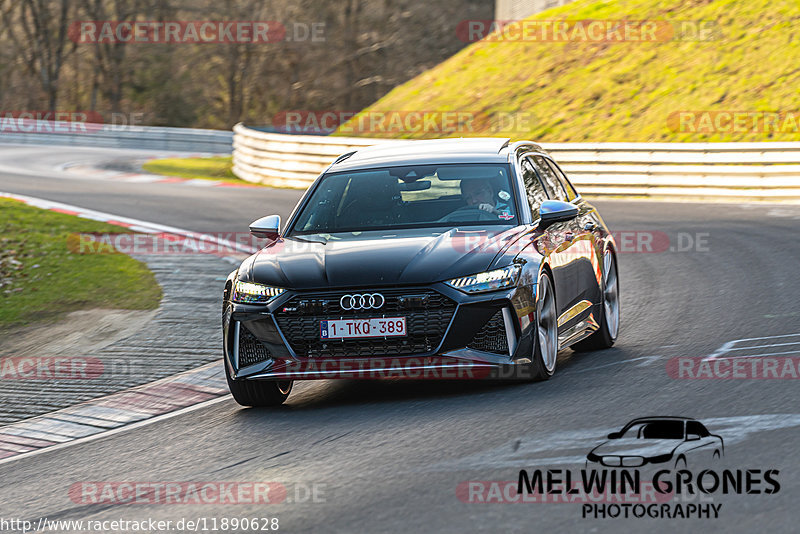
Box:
(572, 249, 619, 351)
(225, 363, 293, 407)
(525, 271, 558, 381)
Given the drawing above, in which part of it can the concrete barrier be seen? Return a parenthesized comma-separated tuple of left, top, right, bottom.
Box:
(232, 124, 800, 200)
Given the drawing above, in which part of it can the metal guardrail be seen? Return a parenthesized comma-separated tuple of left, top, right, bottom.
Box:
(232, 124, 800, 200)
(0, 123, 233, 153)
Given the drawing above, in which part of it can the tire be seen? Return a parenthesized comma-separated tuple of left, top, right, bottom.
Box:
(524, 271, 558, 381)
(225, 362, 293, 407)
(571, 249, 619, 352)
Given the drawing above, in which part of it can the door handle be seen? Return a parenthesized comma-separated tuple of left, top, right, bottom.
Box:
(564, 232, 574, 242)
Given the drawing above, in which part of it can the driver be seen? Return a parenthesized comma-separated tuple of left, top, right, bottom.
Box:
(460, 179, 510, 216)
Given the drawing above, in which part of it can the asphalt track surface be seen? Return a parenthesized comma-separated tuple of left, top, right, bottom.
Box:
(1, 144, 799, 533)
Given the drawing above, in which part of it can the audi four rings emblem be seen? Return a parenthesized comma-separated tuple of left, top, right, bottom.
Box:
(340, 293, 385, 310)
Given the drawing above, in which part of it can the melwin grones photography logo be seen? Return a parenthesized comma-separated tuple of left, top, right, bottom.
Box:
(512, 416, 780, 519)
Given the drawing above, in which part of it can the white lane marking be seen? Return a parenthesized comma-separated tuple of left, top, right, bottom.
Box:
(3, 418, 102, 440)
(705, 341, 738, 360)
(715, 333, 800, 344)
(0, 191, 258, 257)
(704, 333, 800, 361)
(713, 349, 800, 360)
(0, 396, 231, 467)
(567, 355, 661, 374)
(123, 175, 163, 183)
(766, 208, 800, 219)
(726, 341, 800, 351)
(184, 179, 222, 187)
(432, 414, 800, 471)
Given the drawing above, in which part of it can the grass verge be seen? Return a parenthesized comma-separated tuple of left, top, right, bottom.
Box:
(0, 198, 162, 327)
(141, 156, 257, 184)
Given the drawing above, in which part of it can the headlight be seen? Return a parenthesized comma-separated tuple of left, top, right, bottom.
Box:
(232, 280, 285, 304)
(445, 265, 521, 294)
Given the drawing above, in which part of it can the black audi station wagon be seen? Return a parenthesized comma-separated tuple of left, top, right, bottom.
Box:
(223, 138, 619, 405)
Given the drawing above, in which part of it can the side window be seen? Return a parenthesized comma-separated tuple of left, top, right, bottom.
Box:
(530, 155, 567, 201)
(546, 158, 578, 201)
(687, 421, 710, 438)
(520, 157, 547, 218)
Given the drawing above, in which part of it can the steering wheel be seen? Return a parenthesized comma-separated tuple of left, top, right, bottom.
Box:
(437, 206, 498, 223)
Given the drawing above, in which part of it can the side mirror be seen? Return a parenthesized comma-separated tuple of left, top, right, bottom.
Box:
(687, 434, 701, 441)
(249, 214, 280, 240)
(607, 432, 622, 440)
(539, 200, 578, 229)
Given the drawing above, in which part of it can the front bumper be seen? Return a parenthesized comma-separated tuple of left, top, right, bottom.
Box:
(224, 282, 536, 381)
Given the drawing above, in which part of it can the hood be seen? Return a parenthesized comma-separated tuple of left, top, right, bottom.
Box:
(245, 226, 524, 289)
(590, 438, 683, 458)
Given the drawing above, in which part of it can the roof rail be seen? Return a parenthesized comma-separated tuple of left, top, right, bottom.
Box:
(508, 140, 545, 154)
(332, 151, 357, 165)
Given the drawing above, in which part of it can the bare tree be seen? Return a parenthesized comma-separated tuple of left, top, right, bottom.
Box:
(80, 0, 150, 113)
(0, 0, 493, 126)
(1, 0, 77, 110)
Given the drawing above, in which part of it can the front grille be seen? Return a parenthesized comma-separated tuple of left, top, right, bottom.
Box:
(274, 288, 456, 358)
(468, 311, 509, 355)
(238, 326, 272, 367)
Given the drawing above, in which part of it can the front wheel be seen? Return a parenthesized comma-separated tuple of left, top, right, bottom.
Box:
(572, 249, 619, 351)
(225, 363, 293, 407)
(524, 271, 558, 381)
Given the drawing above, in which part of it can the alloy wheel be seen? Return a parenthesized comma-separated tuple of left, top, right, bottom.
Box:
(602, 252, 620, 340)
(537, 273, 558, 373)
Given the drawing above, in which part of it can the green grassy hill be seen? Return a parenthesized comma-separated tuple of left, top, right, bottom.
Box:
(339, 0, 800, 142)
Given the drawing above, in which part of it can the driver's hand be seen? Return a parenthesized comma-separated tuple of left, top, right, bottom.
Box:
(477, 203, 496, 213)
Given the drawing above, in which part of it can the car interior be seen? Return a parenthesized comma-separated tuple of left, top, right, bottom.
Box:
(293, 164, 516, 233)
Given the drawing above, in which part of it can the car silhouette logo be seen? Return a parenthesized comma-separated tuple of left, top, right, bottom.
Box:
(586, 416, 724, 469)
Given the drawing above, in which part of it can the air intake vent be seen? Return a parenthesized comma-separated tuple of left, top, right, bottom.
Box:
(468, 311, 509, 355)
(238, 326, 272, 367)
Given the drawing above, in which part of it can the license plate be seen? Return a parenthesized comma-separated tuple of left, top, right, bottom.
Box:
(320, 317, 406, 339)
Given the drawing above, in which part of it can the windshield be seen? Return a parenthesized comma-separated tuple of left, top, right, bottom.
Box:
(289, 164, 518, 235)
(620, 420, 685, 440)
